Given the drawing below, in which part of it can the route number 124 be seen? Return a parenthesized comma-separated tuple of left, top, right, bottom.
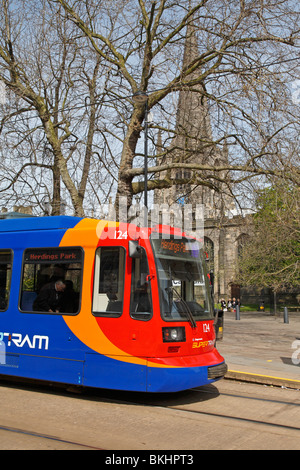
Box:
(113, 230, 128, 240)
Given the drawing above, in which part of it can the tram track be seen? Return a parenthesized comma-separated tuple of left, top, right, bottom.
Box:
(108, 383, 300, 408)
(163, 386, 300, 435)
(191, 385, 300, 407)
(107, 384, 300, 436)
(1, 379, 300, 449)
(163, 404, 300, 433)
(0, 423, 102, 450)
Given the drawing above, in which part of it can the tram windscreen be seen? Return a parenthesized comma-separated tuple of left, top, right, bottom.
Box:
(151, 235, 214, 322)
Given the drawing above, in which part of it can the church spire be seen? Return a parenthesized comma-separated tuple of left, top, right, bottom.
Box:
(154, 4, 234, 217)
(174, 14, 212, 153)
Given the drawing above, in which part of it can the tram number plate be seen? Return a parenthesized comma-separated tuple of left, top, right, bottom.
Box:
(114, 230, 128, 239)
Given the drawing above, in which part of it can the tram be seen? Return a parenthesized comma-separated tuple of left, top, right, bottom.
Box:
(0, 216, 226, 392)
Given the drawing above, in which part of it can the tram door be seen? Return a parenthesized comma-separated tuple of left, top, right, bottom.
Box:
(92, 246, 126, 316)
(92, 244, 153, 319)
(86, 244, 152, 390)
(129, 248, 152, 320)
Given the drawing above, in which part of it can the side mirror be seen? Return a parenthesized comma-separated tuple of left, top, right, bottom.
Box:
(129, 240, 142, 258)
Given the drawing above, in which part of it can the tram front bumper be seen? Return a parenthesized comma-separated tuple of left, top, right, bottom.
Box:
(146, 349, 227, 392)
(146, 360, 227, 392)
(207, 362, 228, 380)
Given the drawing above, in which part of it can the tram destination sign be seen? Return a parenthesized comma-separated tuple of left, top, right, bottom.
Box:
(152, 236, 200, 259)
(24, 247, 82, 264)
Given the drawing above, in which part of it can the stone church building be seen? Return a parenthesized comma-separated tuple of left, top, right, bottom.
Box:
(153, 21, 249, 302)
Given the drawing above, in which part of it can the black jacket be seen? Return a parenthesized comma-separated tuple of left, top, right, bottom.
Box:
(33, 282, 64, 312)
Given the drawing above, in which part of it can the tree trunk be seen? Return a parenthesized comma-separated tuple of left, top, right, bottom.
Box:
(51, 155, 61, 216)
(115, 105, 145, 219)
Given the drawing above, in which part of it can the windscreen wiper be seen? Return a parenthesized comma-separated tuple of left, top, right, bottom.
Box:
(165, 284, 197, 329)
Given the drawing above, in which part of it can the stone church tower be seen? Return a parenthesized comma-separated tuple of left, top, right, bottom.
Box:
(154, 19, 246, 301)
(154, 21, 235, 220)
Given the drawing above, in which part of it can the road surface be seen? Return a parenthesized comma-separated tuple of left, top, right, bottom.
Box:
(0, 378, 299, 450)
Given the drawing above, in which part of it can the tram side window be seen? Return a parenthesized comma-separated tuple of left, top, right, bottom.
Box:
(20, 248, 83, 314)
(92, 246, 125, 317)
(0, 250, 12, 311)
(130, 249, 152, 320)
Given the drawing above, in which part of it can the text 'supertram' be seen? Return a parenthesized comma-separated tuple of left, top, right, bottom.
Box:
(0, 216, 226, 392)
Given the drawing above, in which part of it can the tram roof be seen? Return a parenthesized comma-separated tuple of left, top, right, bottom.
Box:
(0, 216, 82, 232)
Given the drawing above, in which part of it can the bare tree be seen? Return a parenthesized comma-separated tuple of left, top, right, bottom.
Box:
(0, 0, 299, 217)
(54, 0, 300, 214)
(0, 0, 109, 216)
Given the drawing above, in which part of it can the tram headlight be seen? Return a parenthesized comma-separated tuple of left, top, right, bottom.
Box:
(162, 327, 186, 342)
